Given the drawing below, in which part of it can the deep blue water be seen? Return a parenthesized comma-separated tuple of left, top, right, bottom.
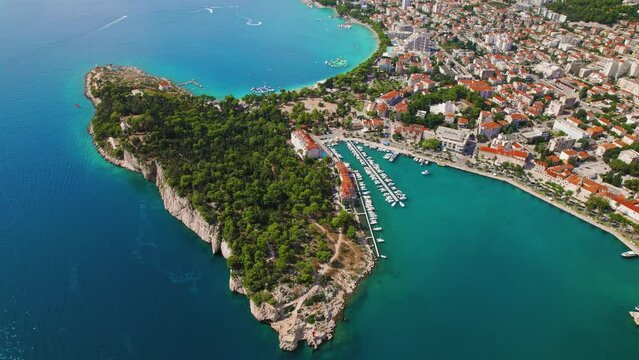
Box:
(1, 0, 638, 359)
(0, 0, 375, 358)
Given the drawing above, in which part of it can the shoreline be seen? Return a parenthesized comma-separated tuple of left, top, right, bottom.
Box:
(84, 67, 376, 351)
(339, 137, 639, 254)
(288, 5, 381, 92)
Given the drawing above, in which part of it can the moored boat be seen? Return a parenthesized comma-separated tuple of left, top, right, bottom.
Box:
(622, 251, 638, 258)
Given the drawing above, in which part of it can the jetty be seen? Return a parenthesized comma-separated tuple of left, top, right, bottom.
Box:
(346, 141, 406, 206)
(178, 79, 203, 89)
(352, 169, 381, 258)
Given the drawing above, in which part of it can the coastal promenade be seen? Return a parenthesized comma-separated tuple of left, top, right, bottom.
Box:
(332, 136, 639, 254)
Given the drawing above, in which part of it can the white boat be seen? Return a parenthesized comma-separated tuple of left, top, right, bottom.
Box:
(373, 227, 382, 231)
(421, 170, 429, 175)
(622, 251, 638, 258)
(399, 202, 405, 208)
(376, 238, 384, 243)
(391, 202, 397, 207)
(380, 255, 387, 259)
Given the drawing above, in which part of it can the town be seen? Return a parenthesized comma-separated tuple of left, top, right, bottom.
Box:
(287, 0, 639, 255)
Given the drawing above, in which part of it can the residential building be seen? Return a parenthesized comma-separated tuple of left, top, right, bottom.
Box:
(552, 119, 589, 140)
(291, 130, 321, 159)
(618, 149, 639, 164)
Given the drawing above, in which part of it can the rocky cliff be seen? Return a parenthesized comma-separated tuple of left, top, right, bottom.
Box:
(84, 66, 375, 351)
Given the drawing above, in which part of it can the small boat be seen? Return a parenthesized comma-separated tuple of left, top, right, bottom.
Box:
(421, 170, 429, 175)
(399, 202, 405, 208)
(622, 251, 638, 258)
(391, 202, 397, 207)
(380, 255, 387, 259)
(376, 238, 384, 243)
(635, 305, 639, 311)
(373, 227, 382, 231)
(74, 103, 81, 109)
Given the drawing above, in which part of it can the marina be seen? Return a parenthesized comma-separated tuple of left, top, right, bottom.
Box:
(351, 168, 382, 258)
(345, 141, 407, 208)
(384, 151, 399, 162)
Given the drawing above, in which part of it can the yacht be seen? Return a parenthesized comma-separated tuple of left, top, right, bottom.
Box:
(373, 227, 382, 231)
(421, 170, 429, 175)
(376, 238, 384, 243)
(622, 251, 638, 258)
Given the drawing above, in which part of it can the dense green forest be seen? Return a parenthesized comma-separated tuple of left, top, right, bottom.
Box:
(547, 0, 639, 25)
(91, 83, 339, 299)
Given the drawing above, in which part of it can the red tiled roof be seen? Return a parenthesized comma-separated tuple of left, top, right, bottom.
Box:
(292, 129, 319, 151)
(479, 145, 528, 161)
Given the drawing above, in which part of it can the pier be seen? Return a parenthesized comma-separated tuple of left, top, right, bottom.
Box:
(352, 169, 381, 258)
(178, 79, 203, 89)
(347, 141, 402, 205)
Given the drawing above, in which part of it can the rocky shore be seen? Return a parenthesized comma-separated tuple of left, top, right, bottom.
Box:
(85, 66, 375, 351)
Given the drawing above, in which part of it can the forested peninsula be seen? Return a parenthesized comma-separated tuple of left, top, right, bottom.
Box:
(85, 65, 374, 351)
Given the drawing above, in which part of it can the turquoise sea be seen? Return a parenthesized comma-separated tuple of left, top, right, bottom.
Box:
(0, 0, 637, 358)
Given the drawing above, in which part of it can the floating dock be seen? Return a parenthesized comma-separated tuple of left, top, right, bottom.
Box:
(347, 141, 406, 205)
(351, 169, 381, 258)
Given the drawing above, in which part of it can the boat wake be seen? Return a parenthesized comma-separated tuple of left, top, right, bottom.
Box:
(191, 5, 239, 14)
(98, 15, 128, 31)
(246, 18, 262, 26)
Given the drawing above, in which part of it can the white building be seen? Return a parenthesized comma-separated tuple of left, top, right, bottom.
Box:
(404, 30, 432, 54)
(534, 62, 564, 79)
(429, 101, 457, 115)
(552, 119, 589, 140)
(618, 78, 639, 96)
(291, 129, 321, 159)
(545, 100, 564, 116)
(618, 149, 639, 164)
(436, 126, 472, 154)
(548, 136, 575, 153)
